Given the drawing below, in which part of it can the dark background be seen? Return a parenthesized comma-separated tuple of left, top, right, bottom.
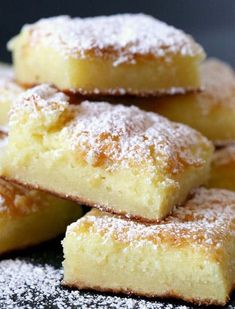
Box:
(0, 0, 235, 66)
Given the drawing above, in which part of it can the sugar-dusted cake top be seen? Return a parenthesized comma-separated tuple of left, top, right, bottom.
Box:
(11, 84, 212, 174)
(199, 59, 235, 113)
(13, 14, 204, 65)
(69, 188, 235, 252)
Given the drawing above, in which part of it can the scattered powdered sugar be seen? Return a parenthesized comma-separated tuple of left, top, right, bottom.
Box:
(14, 14, 204, 65)
(0, 258, 192, 309)
(70, 188, 235, 250)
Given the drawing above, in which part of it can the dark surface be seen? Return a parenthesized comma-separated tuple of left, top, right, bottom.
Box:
(0, 0, 235, 66)
(0, 238, 234, 309)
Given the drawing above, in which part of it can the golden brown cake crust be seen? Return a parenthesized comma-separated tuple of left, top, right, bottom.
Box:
(62, 280, 230, 306)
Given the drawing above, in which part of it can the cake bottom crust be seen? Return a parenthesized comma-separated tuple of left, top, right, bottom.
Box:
(19, 81, 200, 97)
(62, 280, 231, 306)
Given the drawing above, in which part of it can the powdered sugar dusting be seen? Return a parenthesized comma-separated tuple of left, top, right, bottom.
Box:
(0, 258, 192, 308)
(11, 84, 69, 117)
(63, 101, 211, 173)
(15, 14, 204, 65)
(10, 84, 69, 130)
(70, 188, 235, 251)
(12, 84, 212, 174)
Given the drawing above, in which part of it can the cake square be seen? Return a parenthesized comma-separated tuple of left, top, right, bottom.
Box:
(63, 188, 235, 306)
(0, 84, 213, 222)
(134, 59, 235, 143)
(9, 14, 205, 96)
(209, 145, 235, 191)
(0, 132, 82, 254)
(0, 63, 23, 128)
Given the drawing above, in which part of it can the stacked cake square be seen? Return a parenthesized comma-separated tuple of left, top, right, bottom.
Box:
(0, 14, 234, 306)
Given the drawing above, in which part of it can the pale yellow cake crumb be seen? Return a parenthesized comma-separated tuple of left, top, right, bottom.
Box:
(63, 188, 235, 306)
(9, 14, 205, 95)
(0, 133, 82, 254)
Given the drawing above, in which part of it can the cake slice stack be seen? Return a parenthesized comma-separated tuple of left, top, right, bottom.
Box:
(0, 13, 234, 306)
